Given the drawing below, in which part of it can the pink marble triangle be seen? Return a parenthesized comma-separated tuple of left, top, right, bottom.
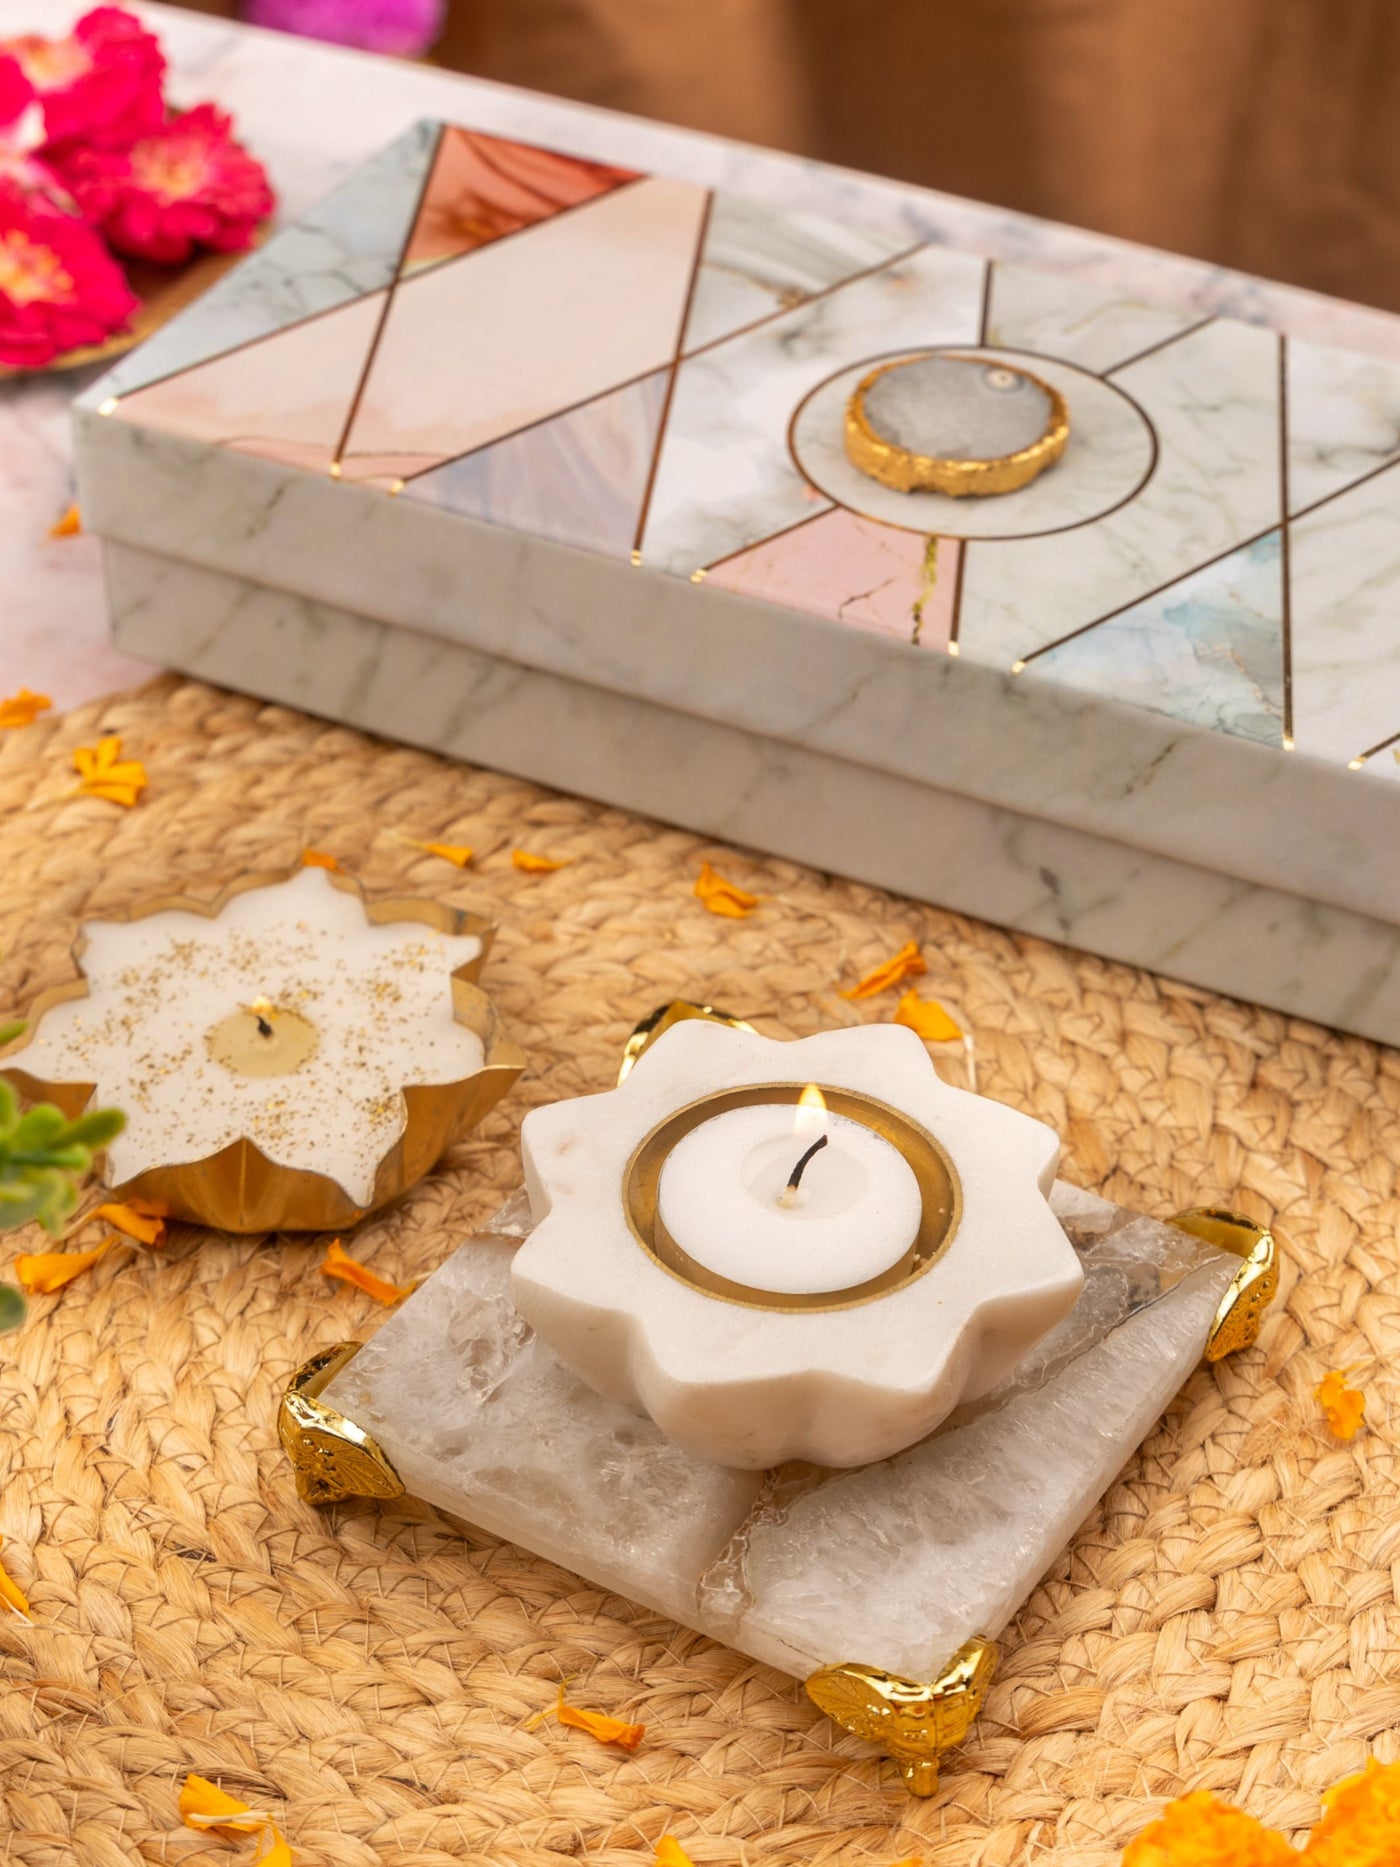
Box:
(706, 510, 958, 649)
(337, 175, 709, 485)
(109, 289, 387, 474)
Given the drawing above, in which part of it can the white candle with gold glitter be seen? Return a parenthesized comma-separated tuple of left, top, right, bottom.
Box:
(12, 867, 486, 1205)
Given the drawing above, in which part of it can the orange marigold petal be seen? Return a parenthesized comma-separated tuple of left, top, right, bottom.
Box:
(0, 688, 52, 729)
(0, 1535, 31, 1623)
(656, 1840, 696, 1867)
(893, 989, 963, 1043)
(71, 736, 147, 805)
(48, 504, 81, 537)
(419, 841, 474, 867)
(178, 1773, 265, 1835)
(841, 940, 928, 1000)
(1304, 1757, 1400, 1865)
(1316, 1370, 1366, 1441)
(301, 849, 341, 872)
(1122, 1791, 1296, 1867)
(556, 1700, 645, 1750)
(319, 1238, 414, 1305)
(536, 1686, 645, 1751)
(90, 1200, 167, 1246)
(15, 1236, 120, 1293)
(260, 1830, 294, 1867)
(512, 850, 569, 872)
(695, 861, 760, 918)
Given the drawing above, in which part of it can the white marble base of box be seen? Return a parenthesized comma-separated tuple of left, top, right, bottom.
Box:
(321, 1180, 1236, 1687)
(101, 542, 1400, 1046)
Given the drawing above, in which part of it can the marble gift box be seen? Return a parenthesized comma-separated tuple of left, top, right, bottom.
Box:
(74, 121, 1400, 1043)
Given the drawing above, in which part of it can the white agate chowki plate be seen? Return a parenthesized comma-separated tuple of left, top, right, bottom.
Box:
(72, 112, 1400, 1043)
(322, 1180, 1237, 1686)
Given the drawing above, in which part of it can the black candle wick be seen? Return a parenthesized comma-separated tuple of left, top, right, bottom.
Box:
(783, 1132, 829, 1200)
(255, 1015, 274, 1038)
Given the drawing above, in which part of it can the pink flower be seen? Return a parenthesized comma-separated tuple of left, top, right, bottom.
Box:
(0, 56, 74, 203)
(0, 180, 138, 368)
(2, 6, 165, 151)
(246, 0, 445, 58)
(58, 103, 275, 265)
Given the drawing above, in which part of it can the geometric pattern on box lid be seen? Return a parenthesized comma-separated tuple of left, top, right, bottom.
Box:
(99, 120, 1400, 779)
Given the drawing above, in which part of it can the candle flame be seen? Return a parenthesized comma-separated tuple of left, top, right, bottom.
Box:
(250, 997, 276, 1019)
(793, 1083, 828, 1139)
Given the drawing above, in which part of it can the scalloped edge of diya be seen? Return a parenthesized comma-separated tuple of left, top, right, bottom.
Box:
(0, 865, 526, 1233)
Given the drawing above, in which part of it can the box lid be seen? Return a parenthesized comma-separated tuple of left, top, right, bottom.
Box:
(77, 119, 1400, 932)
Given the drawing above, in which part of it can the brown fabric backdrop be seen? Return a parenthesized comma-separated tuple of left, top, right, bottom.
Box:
(176, 0, 1400, 308)
(446, 0, 1400, 313)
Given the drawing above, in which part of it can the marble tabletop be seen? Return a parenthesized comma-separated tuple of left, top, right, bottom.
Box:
(7, 0, 1400, 713)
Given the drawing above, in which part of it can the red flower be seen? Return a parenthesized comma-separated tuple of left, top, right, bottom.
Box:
(0, 51, 31, 130)
(2, 6, 164, 151)
(0, 180, 137, 368)
(59, 104, 274, 265)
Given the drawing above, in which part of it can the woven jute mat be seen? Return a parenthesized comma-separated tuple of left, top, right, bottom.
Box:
(0, 675, 1396, 1867)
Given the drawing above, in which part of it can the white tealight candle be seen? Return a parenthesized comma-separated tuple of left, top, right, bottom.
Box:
(657, 1099, 922, 1296)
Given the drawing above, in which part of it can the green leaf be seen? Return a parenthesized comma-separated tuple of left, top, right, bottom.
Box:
(0, 1020, 25, 1050)
(0, 1283, 23, 1333)
(61, 1108, 125, 1150)
(0, 1166, 79, 1234)
(11, 1144, 91, 1173)
(11, 1105, 67, 1150)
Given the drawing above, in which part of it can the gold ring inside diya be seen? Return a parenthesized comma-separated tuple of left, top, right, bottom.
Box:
(844, 353, 1069, 497)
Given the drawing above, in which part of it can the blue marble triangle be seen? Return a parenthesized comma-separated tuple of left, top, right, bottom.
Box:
(1033, 531, 1285, 745)
(682, 191, 912, 352)
(403, 369, 670, 560)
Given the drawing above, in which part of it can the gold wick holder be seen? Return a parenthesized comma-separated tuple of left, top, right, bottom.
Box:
(208, 1000, 320, 1078)
(845, 353, 1069, 497)
(622, 1081, 962, 1313)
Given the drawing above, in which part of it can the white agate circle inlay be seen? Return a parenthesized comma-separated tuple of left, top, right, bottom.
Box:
(792, 346, 1155, 539)
(861, 355, 1057, 462)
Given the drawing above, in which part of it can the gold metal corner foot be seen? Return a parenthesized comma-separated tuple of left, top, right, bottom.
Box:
(806, 1637, 997, 1797)
(278, 1342, 407, 1505)
(1171, 1208, 1279, 1362)
(618, 1001, 756, 1084)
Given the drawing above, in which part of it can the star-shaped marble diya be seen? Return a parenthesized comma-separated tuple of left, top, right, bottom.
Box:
(512, 1018, 1084, 1468)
